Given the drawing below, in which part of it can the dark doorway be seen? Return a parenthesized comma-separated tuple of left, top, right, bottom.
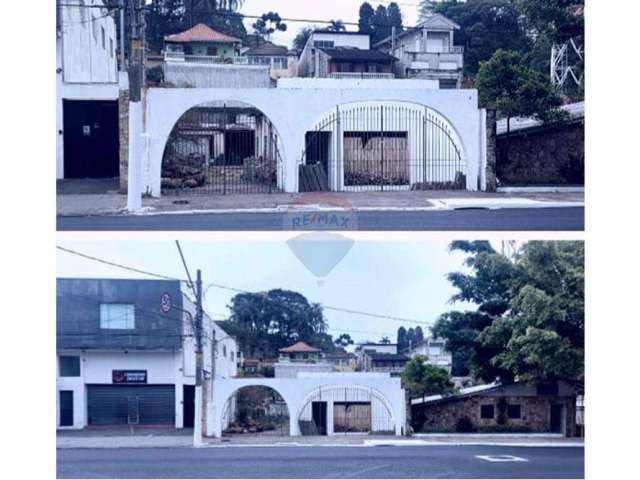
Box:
(223, 130, 255, 166)
(183, 385, 195, 428)
(59, 391, 74, 427)
(304, 131, 331, 173)
(312, 401, 328, 435)
(63, 100, 119, 179)
(550, 404, 564, 433)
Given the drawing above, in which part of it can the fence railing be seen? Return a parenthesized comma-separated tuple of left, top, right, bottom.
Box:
(164, 51, 249, 65)
(328, 72, 395, 80)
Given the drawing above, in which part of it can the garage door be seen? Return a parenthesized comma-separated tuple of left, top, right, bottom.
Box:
(87, 385, 175, 426)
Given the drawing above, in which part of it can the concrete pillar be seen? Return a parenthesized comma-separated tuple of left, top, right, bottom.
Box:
(327, 399, 334, 436)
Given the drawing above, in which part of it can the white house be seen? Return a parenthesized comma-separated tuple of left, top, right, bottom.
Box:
(374, 13, 464, 88)
(406, 337, 453, 373)
(56, 0, 120, 181)
(56, 278, 239, 430)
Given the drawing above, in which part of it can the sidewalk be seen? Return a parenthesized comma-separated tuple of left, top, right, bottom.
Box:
(56, 431, 584, 449)
(57, 190, 584, 217)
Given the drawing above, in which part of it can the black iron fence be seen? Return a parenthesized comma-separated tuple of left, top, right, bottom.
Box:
(300, 104, 466, 192)
(161, 105, 282, 195)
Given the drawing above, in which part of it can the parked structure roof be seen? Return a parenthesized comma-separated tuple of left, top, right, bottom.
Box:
(164, 23, 241, 43)
(279, 341, 322, 353)
(320, 48, 397, 62)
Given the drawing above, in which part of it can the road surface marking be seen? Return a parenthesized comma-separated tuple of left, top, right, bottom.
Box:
(475, 454, 529, 462)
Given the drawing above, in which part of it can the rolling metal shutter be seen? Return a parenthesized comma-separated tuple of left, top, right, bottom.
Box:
(87, 385, 175, 426)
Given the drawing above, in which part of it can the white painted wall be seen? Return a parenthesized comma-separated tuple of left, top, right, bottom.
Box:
(56, 0, 119, 179)
(131, 86, 485, 203)
(278, 78, 438, 90)
(209, 372, 406, 437)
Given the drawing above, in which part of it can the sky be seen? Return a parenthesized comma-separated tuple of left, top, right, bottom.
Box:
(56, 236, 477, 345)
(238, 0, 422, 48)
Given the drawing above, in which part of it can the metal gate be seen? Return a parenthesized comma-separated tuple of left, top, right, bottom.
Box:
(221, 387, 290, 436)
(300, 103, 466, 192)
(162, 103, 283, 195)
(87, 385, 175, 426)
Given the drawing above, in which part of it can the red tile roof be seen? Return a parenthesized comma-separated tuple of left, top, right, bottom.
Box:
(164, 23, 240, 44)
(279, 341, 321, 353)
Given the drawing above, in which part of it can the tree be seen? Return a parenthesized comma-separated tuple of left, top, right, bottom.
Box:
(379, 336, 392, 345)
(146, 0, 186, 53)
(434, 0, 531, 77)
(225, 289, 333, 358)
(253, 11, 287, 40)
(516, 0, 584, 44)
(326, 20, 346, 32)
(372, 5, 390, 45)
(397, 326, 408, 352)
(433, 241, 584, 386)
(475, 49, 564, 133)
(183, 0, 247, 38)
(418, 1, 437, 21)
(334, 333, 354, 349)
(402, 356, 456, 398)
(414, 326, 424, 344)
(387, 2, 404, 33)
(293, 26, 314, 52)
(358, 2, 376, 35)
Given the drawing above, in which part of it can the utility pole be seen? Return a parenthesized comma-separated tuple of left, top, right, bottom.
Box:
(126, 0, 143, 211)
(194, 269, 204, 446)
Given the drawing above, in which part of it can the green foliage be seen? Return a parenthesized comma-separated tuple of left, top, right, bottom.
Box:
(396, 326, 425, 352)
(225, 289, 334, 359)
(402, 356, 456, 398)
(334, 333, 354, 348)
(434, 241, 584, 386)
(253, 12, 287, 39)
(516, 0, 584, 43)
(434, 0, 531, 77)
(326, 20, 347, 32)
(358, 2, 403, 44)
(475, 49, 565, 126)
(293, 26, 315, 52)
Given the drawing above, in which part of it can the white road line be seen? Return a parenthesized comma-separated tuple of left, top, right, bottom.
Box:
(475, 454, 529, 463)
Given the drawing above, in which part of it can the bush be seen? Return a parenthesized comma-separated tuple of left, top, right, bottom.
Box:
(455, 417, 475, 433)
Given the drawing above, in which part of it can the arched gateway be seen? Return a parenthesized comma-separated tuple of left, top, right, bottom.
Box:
(208, 374, 406, 438)
(132, 87, 486, 198)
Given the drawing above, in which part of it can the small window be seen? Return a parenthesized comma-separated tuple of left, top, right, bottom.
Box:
(92, 15, 97, 41)
(110, 38, 114, 58)
(508, 404, 521, 419)
(480, 404, 495, 419)
(100, 304, 135, 330)
(230, 351, 234, 361)
(207, 46, 218, 56)
(223, 345, 227, 357)
(59, 356, 80, 377)
(101, 26, 105, 49)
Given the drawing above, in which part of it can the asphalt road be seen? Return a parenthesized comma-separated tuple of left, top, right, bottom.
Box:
(57, 445, 584, 479)
(57, 207, 584, 231)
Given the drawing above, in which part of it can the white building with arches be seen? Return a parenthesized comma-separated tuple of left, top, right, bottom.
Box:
(209, 372, 406, 438)
(126, 78, 487, 208)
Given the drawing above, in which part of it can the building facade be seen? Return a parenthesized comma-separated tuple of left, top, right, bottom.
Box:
(298, 31, 396, 79)
(56, 0, 120, 181)
(244, 42, 298, 79)
(375, 13, 464, 88)
(406, 337, 453, 373)
(411, 381, 578, 436)
(56, 278, 239, 430)
(274, 341, 334, 378)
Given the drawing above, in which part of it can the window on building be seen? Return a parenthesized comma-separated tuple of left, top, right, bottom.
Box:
(184, 45, 193, 55)
(507, 404, 522, 419)
(480, 404, 495, 419)
(59, 356, 81, 377)
(439, 79, 458, 90)
(110, 38, 114, 58)
(207, 46, 218, 56)
(223, 345, 227, 357)
(314, 40, 335, 49)
(100, 304, 135, 329)
(101, 26, 105, 49)
(79, 0, 87, 23)
(273, 56, 288, 69)
(230, 351, 234, 361)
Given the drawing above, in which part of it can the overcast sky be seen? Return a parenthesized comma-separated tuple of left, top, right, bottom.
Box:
(57, 237, 477, 345)
(239, 0, 422, 48)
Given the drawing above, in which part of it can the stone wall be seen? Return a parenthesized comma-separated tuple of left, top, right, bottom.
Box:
(497, 120, 584, 186)
(118, 88, 129, 192)
(413, 395, 576, 435)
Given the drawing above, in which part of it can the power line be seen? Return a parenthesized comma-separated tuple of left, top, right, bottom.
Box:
(56, 246, 185, 282)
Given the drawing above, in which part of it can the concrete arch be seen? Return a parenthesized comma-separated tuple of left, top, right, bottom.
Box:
(219, 383, 292, 436)
(136, 87, 485, 198)
(208, 375, 406, 438)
